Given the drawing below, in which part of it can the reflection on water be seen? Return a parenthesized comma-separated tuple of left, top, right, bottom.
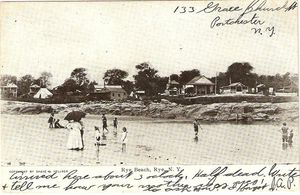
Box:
(194, 136, 199, 143)
(282, 140, 293, 150)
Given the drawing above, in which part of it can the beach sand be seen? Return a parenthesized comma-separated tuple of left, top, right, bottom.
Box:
(1, 113, 298, 166)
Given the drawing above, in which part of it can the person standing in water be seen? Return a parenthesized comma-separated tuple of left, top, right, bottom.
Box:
(79, 120, 85, 149)
(281, 122, 289, 143)
(194, 119, 203, 135)
(288, 129, 294, 146)
(121, 127, 128, 153)
(113, 117, 118, 136)
(48, 113, 55, 128)
(193, 120, 199, 137)
(102, 114, 109, 133)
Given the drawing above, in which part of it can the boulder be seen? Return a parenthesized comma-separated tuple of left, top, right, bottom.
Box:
(161, 99, 171, 104)
(201, 109, 218, 117)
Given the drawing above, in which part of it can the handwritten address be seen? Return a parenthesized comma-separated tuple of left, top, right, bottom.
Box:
(2, 163, 299, 192)
(173, 0, 298, 37)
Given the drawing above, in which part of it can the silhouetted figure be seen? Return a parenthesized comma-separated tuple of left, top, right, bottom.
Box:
(54, 119, 64, 128)
(288, 129, 294, 148)
(281, 122, 289, 143)
(48, 113, 54, 128)
(121, 127, 128, 153)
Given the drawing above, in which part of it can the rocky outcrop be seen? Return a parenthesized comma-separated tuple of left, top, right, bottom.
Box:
(0, 100, 298, 122)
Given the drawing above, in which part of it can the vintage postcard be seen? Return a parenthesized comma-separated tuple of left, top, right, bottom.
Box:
(0, 0, 299, 193)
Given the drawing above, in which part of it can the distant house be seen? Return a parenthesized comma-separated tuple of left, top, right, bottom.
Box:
(165, 80, 181, 96)
(256, 84, 266, 94)
(29, 84, 40, 95)
(129, 90, 146, 100)
(93, 85, 128, 101)
(33, 88, 53, 99)
(220, 82, 248, 94)
(0, 83, 18, 98)
(277, 80, 298, 93)
(184, 76, 215, 96)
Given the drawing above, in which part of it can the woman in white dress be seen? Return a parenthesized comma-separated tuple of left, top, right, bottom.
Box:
(66, 121, 83, 150)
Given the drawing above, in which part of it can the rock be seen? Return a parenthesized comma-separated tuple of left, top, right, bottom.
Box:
(19, 106, 41, 114)
(201, 109, 218, 117)
(244, 106, 254, 113)
(112, 109, 121, 115)
(161, 99, 171, 104)
(170, 102, 177, 106)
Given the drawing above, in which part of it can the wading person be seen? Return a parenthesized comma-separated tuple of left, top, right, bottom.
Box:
(102, 114, 109, 133)
(94, 126, 101, 151)
(54, 119, 64, 128)
(121, 127, 128, 153)
(48, 113, 55, 128)
(281, 122, 289, 143)
(66, 120, 83, 150)
(113, 117, 118, 136)
(79, 120, 85, 149)
(288, 129, 294, 145)
(193, 120, 199, 137)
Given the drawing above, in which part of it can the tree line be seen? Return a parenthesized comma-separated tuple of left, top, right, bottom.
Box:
(0, 62, 297, 97)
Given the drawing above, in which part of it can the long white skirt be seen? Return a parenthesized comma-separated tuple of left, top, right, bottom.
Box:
(67, 129, 83, 150)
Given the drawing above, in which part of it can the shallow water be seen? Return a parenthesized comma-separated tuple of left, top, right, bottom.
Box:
(1, 113, 299, 166)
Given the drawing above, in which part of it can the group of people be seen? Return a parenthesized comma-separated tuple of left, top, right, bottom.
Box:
(47, 113, 64, 128)
(48, 113, 128, 153)
(96, 114, 128, 152)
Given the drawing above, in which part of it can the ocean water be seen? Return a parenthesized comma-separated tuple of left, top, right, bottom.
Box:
(1, 113, 298, 166)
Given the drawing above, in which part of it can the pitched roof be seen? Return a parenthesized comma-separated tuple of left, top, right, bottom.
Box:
(30, 84, 40, 88)
(256, 84, 265, 88)
(95, 85, 127, 94)
(228, 82, 247, 87)
(187, 76, 214, 85)
(94, 85, 122, 89)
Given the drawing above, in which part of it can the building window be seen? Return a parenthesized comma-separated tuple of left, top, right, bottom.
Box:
(112, 93, 114, 97)
(118, 94, 121, 97)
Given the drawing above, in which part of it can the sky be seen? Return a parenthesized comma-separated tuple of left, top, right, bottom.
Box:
(0, 1, 298, 87)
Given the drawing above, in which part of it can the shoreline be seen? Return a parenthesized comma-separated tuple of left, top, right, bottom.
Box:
(1, 100, 298, 123)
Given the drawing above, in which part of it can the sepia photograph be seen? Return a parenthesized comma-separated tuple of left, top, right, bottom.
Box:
(0, 0, 299, 176)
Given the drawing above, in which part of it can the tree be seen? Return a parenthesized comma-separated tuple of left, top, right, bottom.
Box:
(70, 68, 90, 86)
(155, 76, 169, 94)
(61, 78, 78, 93)
(103, 69, 128, 85)
(179, 69, 200, 85)
(38, 71, 53, 87)
(0, 74, 17, 86)
(226, 62, 255, 87)
(87, 80, 98, 93)
(122, 80, 134, 94)
(17, 74, 35, 95)
(133, 62, 159, 96)
(169, 74, 179, 82)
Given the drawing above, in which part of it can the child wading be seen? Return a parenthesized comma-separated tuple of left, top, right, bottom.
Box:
(94, 126, 101, 163)
(281, 122, 289, 143)
(113, 117, 118, 136)
(193, 119, 203, 136)
(193, 120, 199, 137)
(102, 114, 109, 133)
(121, 127, 128, 153)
